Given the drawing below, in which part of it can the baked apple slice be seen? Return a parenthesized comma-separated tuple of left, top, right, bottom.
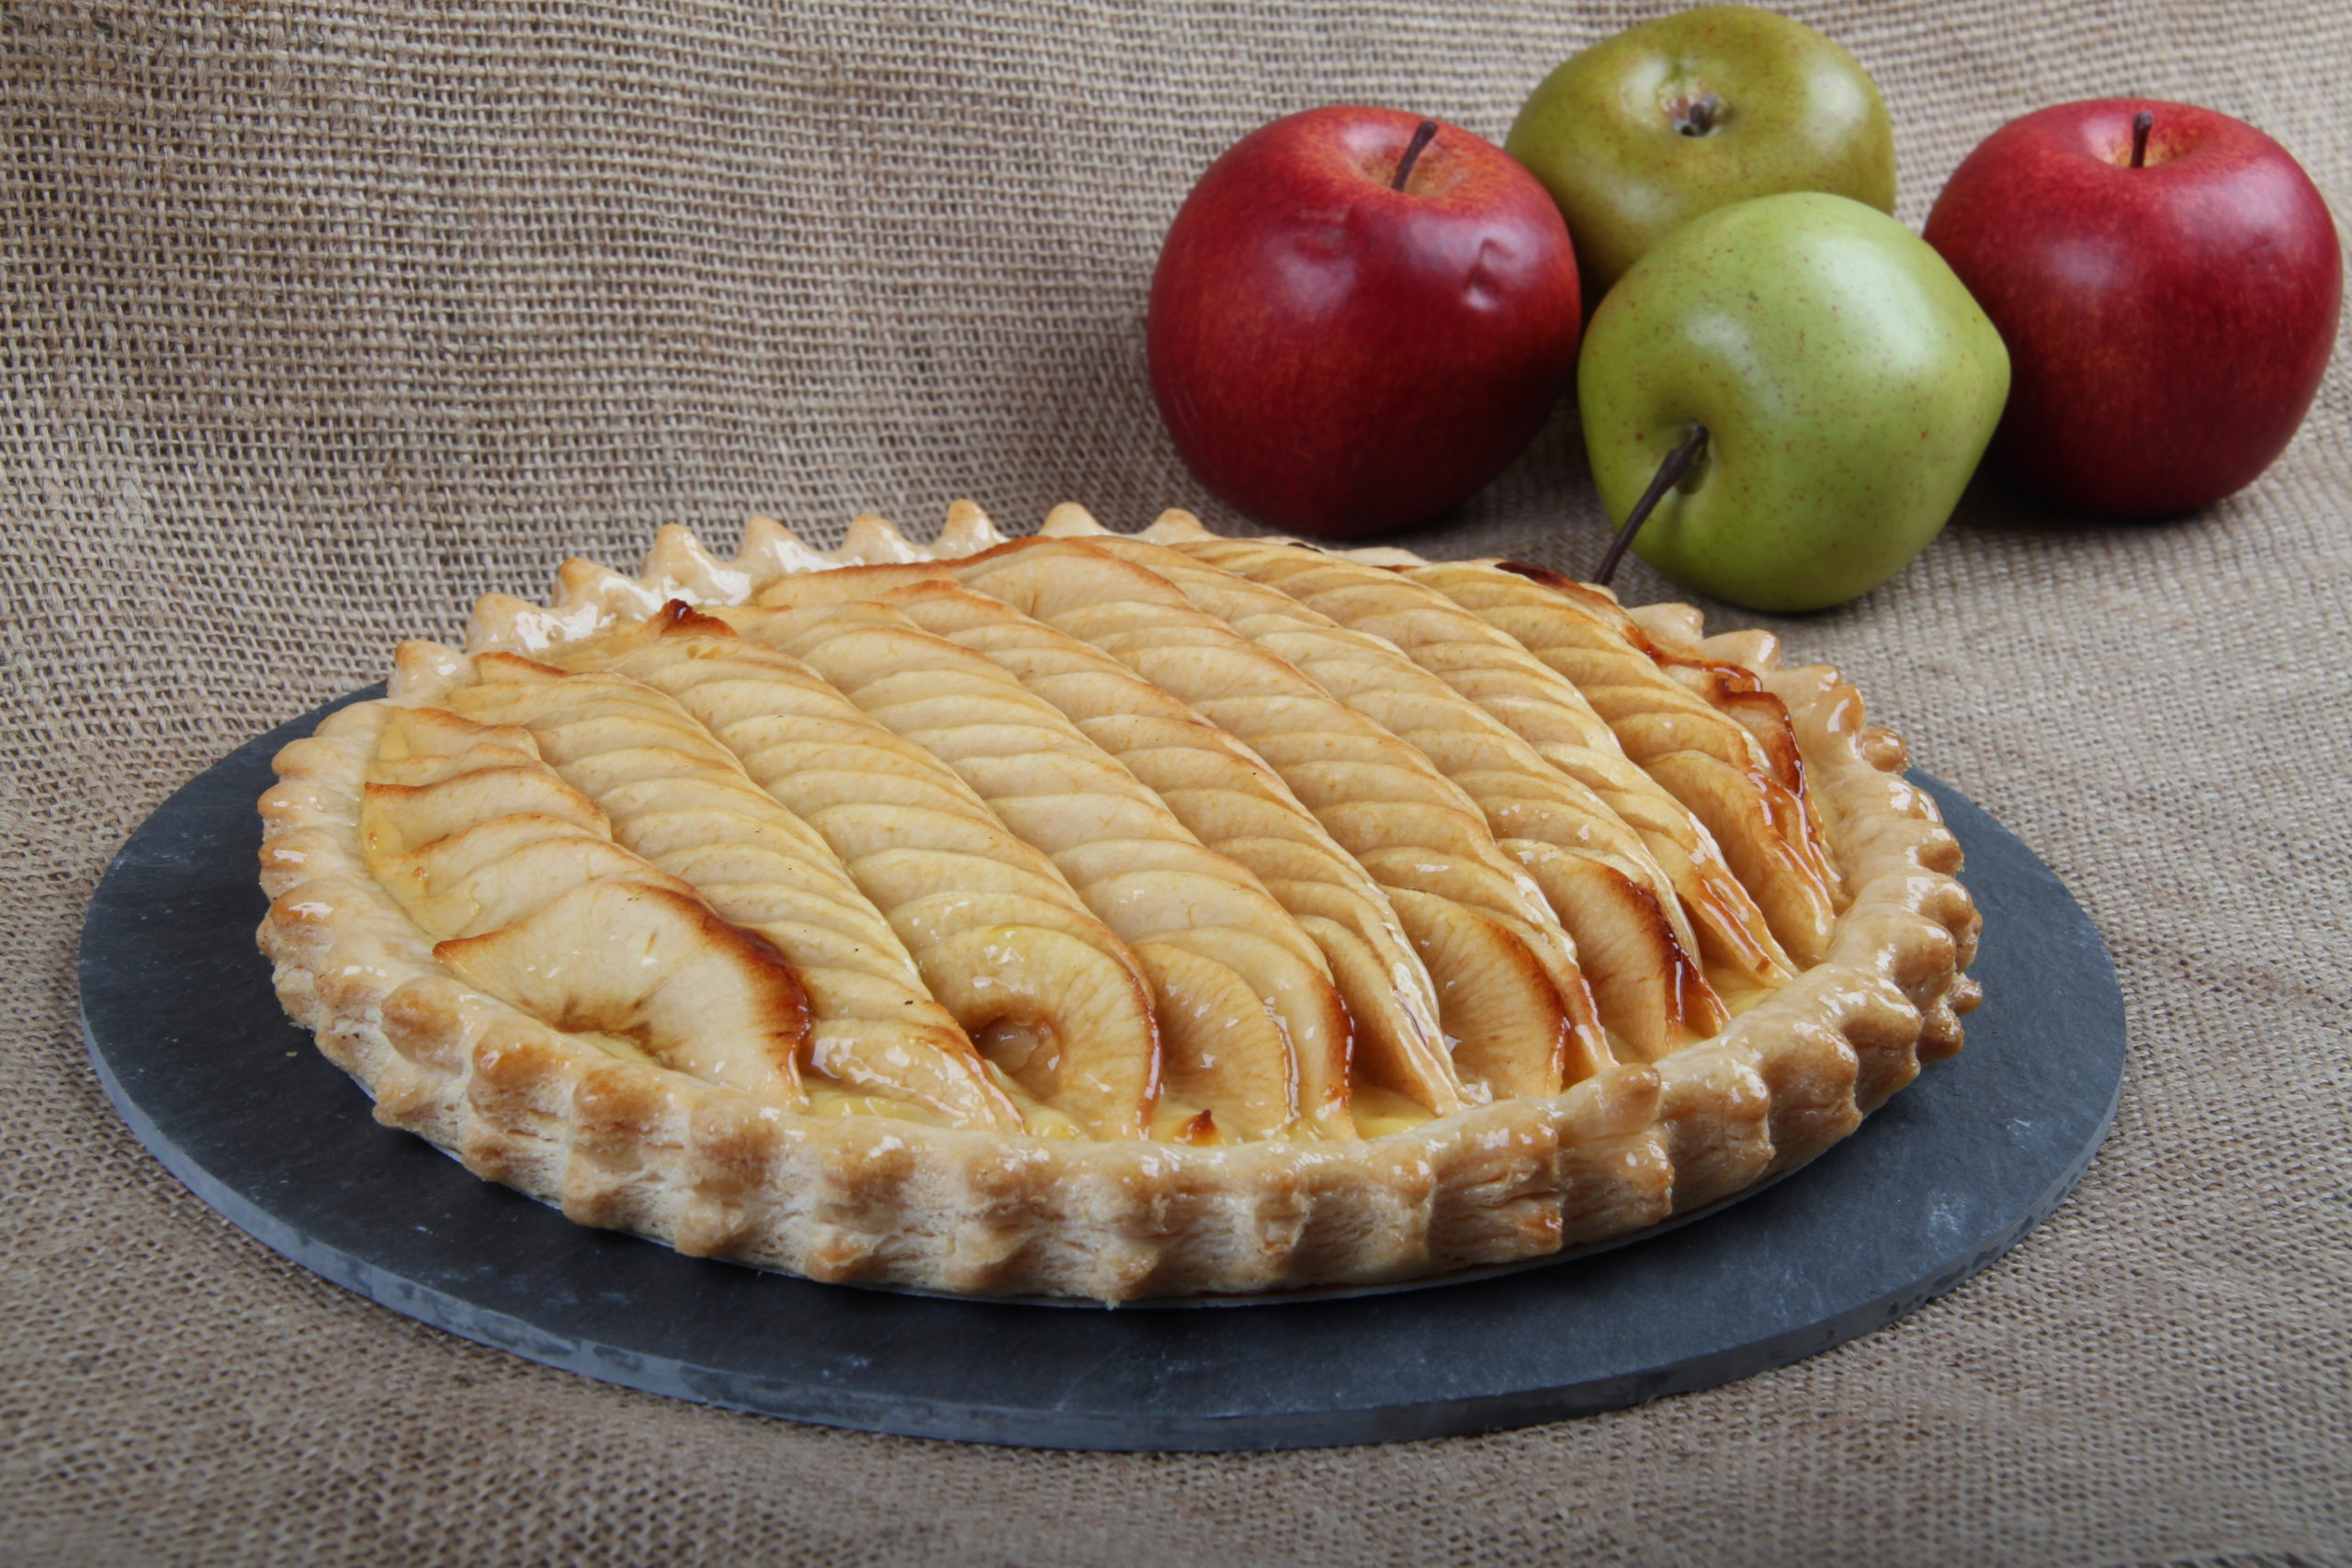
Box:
(1133, 527, 1797, 998)
(435, 880, 812, 1104)
(538, 620, 1157, 1133)
(1401, 561, 1843, 966)
(414, 654, 1027, 1132)
(707, 598, 1356, 1140)
(867, 578, 1464, 1120)
(933, 538, 1611, 1097)
(1038, 525, 1723, 1060)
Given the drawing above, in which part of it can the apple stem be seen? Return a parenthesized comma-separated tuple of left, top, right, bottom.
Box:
(2131, 109, 2154, 168)
(1670, 93, 1724, 137)
(1392, 119, 1439, 192)
(1593, 424, 1709, 588)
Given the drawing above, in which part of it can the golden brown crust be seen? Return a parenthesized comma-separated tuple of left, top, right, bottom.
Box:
(261, 508, 1979, 1300)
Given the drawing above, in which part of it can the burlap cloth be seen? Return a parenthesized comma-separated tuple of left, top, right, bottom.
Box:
(6, 1, 2347, 1562)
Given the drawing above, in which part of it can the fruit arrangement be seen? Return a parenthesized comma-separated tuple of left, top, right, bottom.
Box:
(1146, 5, 2342, 611)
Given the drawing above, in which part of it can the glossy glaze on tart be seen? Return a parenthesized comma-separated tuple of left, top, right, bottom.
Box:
(257, 505, 1978, 1300)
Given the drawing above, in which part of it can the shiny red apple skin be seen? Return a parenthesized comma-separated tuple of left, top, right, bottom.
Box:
(1148, 107, 1582, 538)
(1925, 98, 2341, 519)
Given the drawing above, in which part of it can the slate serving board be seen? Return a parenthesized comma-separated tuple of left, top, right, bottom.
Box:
(79, 688, 2124, 1451)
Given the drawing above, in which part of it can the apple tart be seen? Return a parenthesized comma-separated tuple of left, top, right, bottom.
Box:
(258, 504, 1978, 1300)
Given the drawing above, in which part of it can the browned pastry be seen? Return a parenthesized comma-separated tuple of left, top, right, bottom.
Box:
(259, 504, 1981, 1299)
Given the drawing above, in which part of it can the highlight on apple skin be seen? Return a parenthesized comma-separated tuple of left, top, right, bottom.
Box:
(1925, 97, 2343, 520)
(1577, 191, 2011, 615)
(1146, 106, 1583, 539)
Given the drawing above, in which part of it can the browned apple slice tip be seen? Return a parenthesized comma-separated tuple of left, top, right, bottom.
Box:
(802, 1017, 1032, 1134)
(1288, 910, 1462, 1118)
(1150, 923, 1354, 1137)
(1131, 942, 1303, 1141)
(1643, 750, 1838, 968)
(1503, 840, 1725, 1060)
(1382, 888, 1572, 1101)
(435, 880, 812, 1104)
(918, 924, 1159, 1139)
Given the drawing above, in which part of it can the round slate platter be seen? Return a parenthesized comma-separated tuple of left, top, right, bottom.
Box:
(80, 688, 2124, 1452)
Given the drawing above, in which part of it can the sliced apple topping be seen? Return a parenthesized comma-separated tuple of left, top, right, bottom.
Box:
(1148, 532, 1795, 999)
(429, 656, 1023, 1132)
(355, 705, 813, 1104)
(1497, 561, 1838, 843)
(871, 577, 1463, 1120)
(435, 881, 813, 1102)
(925, 536, 1611, 1099)
(1130, 941, 1301, 1138)
(363, 762, 607, 860)
(560, 620, 1163, 1141)
(1052, 528, 1724, 1062)
(1390, 559, 1844, 968)
(361, 754, 659, 945)
(709, 595, 1357, 1139)
(432, 506, 1925, 1160)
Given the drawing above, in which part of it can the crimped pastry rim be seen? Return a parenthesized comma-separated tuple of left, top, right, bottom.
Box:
(831, 1116, 1873, 1311)
(257, 562, 1979, 1303)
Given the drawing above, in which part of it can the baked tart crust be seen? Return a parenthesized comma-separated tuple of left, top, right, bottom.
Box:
(258, 506, 1979, 1301)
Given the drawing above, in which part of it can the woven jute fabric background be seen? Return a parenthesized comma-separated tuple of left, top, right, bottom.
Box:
(6, 1, 2347, 1562)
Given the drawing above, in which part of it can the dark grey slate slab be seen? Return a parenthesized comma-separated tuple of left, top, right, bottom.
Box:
(78, 688, 2124, 1451)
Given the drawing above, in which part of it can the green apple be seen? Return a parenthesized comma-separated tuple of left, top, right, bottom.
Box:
(1577, 191, 2009, 613)
(1507, 6, 1895, 300)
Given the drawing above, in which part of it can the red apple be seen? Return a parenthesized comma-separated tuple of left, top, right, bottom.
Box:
(1148, 107, 1581, 538)
(1925, 98, 2341, 519)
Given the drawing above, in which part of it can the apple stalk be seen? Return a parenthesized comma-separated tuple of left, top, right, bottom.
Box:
(1593, 423, 1709, 585)
(1392, 119, 1439, 190)
(1669, 93, 1724, 137)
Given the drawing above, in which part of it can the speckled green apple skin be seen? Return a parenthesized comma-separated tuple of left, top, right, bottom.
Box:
(1507, 5, 1895, 299)
(1577, 192, 2010, 613)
